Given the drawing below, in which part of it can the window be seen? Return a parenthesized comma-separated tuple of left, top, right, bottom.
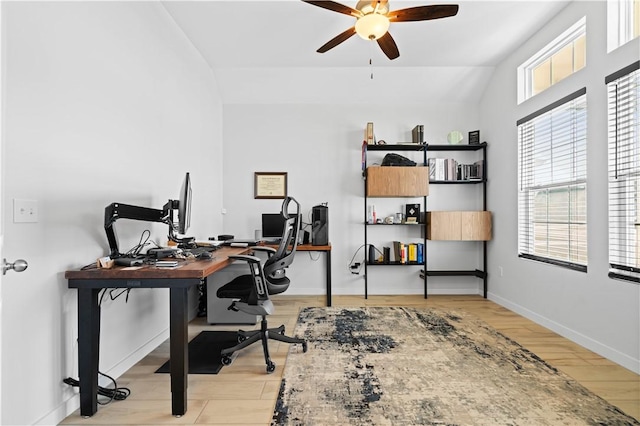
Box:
(517, 89, 588, 271)
(608, 0, 640, 52)
(607, 61, 640, 283)
(519, 18, 586, 102)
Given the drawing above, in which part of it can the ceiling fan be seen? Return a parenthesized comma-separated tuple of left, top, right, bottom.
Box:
(301, 0, 459, 60)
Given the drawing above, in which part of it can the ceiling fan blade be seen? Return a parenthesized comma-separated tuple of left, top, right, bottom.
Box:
(317, 27, 357, 53)
(301, 1, 361, 18)
(377, 32, 399, 60)
(388, 4, 459, 22)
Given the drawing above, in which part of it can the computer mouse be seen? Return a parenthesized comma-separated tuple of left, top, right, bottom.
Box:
(198, 252, 213, 260)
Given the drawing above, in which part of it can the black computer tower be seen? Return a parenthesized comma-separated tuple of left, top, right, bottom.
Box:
(312, 205, 328, 246)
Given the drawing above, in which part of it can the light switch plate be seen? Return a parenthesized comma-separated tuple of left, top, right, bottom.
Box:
(13, 199, 38, 223)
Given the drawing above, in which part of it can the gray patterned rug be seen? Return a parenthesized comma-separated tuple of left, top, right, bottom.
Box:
(272, 306, 639, 425)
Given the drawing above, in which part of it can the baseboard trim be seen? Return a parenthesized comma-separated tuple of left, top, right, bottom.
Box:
(488, 292, 640, 375)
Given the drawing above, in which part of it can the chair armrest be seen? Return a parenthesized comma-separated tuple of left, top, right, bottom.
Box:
(252, 246, 277, 256)
(228, 254, 262, 264)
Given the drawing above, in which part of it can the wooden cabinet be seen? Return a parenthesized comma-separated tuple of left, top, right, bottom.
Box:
(366, 166, 429, 197)
(427, 211, 492, 241)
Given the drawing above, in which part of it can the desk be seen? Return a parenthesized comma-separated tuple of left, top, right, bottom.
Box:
(287, 243, 332, 306)
(65, 246, 248, 418)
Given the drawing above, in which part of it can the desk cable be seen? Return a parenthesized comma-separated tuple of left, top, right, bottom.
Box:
(63, 371, 130, 405)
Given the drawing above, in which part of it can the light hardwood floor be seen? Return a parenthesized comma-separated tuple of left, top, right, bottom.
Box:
(60, 295, 640, 425)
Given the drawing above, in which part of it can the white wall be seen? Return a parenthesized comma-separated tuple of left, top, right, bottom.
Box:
(222, 104, 485, 297)
(480, 1, 640, 374)
(2, 2, 223, 424)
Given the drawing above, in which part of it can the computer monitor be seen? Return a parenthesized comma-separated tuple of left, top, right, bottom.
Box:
(262, 213, 286, 239)
(177, 172, 192, 235)
(104, 172, 194, 258)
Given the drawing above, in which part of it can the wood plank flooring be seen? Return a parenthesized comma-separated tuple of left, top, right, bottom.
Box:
(60, 295, 640, 425)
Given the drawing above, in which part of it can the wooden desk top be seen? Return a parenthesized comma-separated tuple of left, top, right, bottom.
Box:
(65, 243, 330, 284)
(65, 246, 248, 282)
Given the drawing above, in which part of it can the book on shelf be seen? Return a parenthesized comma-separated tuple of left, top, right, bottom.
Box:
(412, 125, 424, 143)
(408, 243, 417, 262)
(427, 158, 484, 181)
(392, 241, 407, 263)
(391, 241, 423, 263)
(365, 122, 375, 145)
(417, 243, 424, 264)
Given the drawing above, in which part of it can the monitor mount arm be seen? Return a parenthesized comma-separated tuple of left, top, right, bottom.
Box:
(104, 201, 188, 258)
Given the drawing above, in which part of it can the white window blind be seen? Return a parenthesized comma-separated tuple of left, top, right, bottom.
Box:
(607, 61, 640, 283)
(517, 88, 588, 271)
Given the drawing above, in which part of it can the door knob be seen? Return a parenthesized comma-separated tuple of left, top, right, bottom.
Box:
(2, 258, 28, 275)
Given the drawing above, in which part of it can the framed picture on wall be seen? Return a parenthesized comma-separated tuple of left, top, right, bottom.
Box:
(254, 172, 288, 199)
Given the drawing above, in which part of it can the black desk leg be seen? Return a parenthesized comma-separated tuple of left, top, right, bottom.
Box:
(169, 287, 188, 416)
(326, 251, 332, 307)
(77, 287, 101, 417)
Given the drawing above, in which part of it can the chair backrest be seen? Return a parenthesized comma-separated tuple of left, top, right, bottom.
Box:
(263, 197, 301, 291)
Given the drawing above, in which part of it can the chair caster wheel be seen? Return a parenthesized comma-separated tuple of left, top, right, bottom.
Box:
(302, 342, 308, 353)
(266, 362, 276, 374)
(221, 355, 233, 366)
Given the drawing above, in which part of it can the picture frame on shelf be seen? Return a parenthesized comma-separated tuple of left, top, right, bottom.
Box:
(469, 130, 480, 145)
(405, 203, 420, 223)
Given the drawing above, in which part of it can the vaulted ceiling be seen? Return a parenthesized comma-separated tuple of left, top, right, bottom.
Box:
(162, 1, 571, 104)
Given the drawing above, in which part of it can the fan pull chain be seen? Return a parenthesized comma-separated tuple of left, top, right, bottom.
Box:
(369, 41, 374, 80)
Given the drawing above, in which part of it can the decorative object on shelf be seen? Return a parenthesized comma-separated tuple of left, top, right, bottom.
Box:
(254, 172, 287, 199)
(367, 205, 376, 224)
(447, 130, 464, 145)
(469, 130, 480, 145)
(300, 1, 459, 60)
(405, 203, 420, 223)
(384, 216, 395, 224)
(394, 212, 403, 224)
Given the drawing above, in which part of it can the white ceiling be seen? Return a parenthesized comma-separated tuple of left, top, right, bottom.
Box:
(162, 0, 571, 104)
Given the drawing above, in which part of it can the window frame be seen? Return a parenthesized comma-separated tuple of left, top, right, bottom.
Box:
(517, 88, 588, 272)
(607, 61, 640, 284)
(518, 17, 586, 103)
(607, 0, 640, 52)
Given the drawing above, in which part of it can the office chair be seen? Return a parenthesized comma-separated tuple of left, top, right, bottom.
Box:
(217, 196, 307, 373)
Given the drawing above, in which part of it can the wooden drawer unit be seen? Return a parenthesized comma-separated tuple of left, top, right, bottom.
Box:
(366, 166, 429, 197)
(427, 211, 492, 241)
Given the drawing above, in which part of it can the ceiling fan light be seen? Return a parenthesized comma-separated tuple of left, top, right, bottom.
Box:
(355, 13, 390, 40)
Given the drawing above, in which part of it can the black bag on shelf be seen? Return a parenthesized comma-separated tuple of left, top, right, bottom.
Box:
(381, 153, 416, 167)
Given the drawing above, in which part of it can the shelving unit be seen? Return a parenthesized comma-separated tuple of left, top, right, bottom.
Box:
(363, 144, 428, 298)
(362, 141, 490, 299)
(424, 142, 489, 298)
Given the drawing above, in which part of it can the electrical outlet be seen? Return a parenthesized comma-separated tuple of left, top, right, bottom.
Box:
(13, 199, 38, 223)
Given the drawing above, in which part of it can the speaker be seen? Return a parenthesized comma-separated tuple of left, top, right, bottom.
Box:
(312, 204, 328, 246)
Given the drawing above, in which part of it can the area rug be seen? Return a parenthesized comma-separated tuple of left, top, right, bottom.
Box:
(272, 307, 639, 425)
(156, 331, 238, 374)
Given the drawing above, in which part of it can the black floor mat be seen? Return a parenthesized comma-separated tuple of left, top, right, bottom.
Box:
(155, 331, 238, 374)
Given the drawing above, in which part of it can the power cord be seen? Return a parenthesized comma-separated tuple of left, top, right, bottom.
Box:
(63, 371, 130, 405)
